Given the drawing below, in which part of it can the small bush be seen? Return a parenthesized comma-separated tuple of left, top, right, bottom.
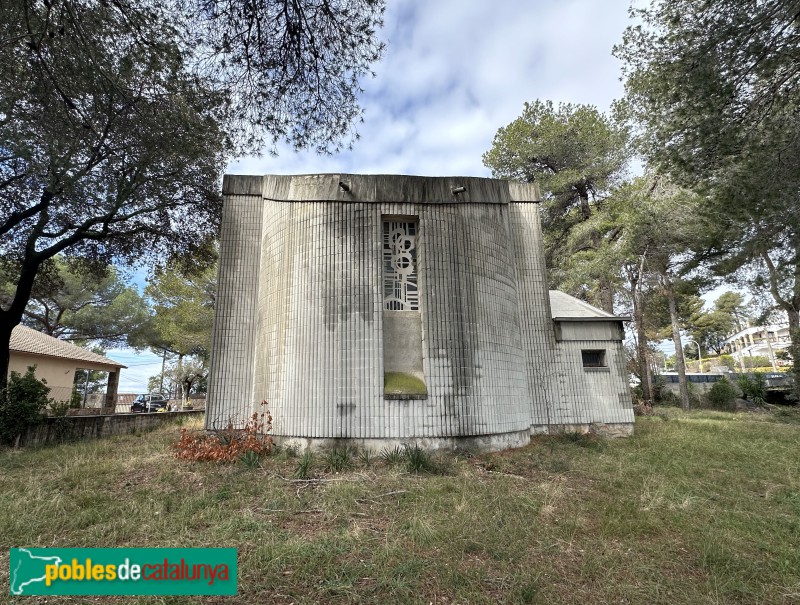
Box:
(686, 382, 703, 408)
(742, 355, 770, 369)
(0, 366, 52, 446)
(358, 448, 373, 467)
(323, 447, 354, 473)
(48, 400, 71, 417)
(239, 449, 261, 469)
(173, 401, 272, 462)
(403, 444, 433, 474)
(380, 445, 404, 465)
(659, 390, 681, 407)
(293, 451, 314, 479)
(705, 377, 738, 410)
(737, 373, 767, 404)
(69, 385, 83, 409)
(652, 375, 673, 404)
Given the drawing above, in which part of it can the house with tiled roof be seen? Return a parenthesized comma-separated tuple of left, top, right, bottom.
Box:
(9, 325, 126, 409)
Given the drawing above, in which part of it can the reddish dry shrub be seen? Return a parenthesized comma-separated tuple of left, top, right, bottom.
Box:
(632, 401, 655, 416)
(173, 401, 273, 462)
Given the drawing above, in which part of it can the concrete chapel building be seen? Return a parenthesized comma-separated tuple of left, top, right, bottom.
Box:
(206, 174, 633, 451)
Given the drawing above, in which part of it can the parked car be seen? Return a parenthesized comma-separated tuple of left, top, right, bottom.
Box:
(131, 394, 169, 413)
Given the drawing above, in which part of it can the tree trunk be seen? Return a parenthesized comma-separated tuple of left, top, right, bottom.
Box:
(576, 185, 614, 315)
(761, 248, 800, 402)
(598, 276, 614, 315)
(628, 262, 652, 403)
(787, 309, 800, 402)
(590, 223, 615, 313)
(633, 289, 653, 404)
(0, 256, 43, 391)
(0, 321, 12, 393)
(176, 353, 184, 410)
(790, 240, 800, 402)
(578, 187, 592, 221)
(666, 280, 690, 410)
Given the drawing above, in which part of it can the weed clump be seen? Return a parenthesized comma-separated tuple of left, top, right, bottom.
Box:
(323, 447, 355, 473)
(358, 448, 373, 467)
(240, 449, 261, 469)
(380, 445, 404, 465)
(738, 373, 767, 406)
(379, 443, 440, 474)
(293, 451, 314, 479)
(173, 401, 272, 463)
(403, 444, 433, 473)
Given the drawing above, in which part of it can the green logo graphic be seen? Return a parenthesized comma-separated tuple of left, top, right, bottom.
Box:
(9, 548, 237, 596)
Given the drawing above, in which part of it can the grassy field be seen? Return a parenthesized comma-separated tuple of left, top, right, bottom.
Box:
(1, 408, 800, 604)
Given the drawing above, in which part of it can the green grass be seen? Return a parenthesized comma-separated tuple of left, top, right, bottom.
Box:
(1, 408, 800, 604)
(384, 372, 428, 396)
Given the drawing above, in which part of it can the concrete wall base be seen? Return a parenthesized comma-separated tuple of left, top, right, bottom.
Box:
(273, 422, 635, 452)
(273, 427, 531, 454)
(530, 422, 634, 438)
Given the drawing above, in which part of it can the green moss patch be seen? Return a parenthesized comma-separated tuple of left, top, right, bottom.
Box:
(384, 372, 428, 396)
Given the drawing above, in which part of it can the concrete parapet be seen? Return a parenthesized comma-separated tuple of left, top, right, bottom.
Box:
(20, 411, 203, 447)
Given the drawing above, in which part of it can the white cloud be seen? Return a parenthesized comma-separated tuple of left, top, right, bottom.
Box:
(120, 0, 635, 387)
(106, 348, 163, 394)
(228, 0, 633, 178)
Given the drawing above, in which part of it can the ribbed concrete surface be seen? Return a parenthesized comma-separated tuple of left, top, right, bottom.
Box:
(237, 199, 530, 439)
(509, 203, 561, 427)
(552, 311, 633, 426)
(206, 191, 264, 429)
(206, 174, 634, 447)
(555, 338, 634, 425)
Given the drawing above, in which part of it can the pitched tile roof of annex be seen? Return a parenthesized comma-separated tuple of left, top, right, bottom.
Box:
(548, 290, 631, 322)
(10, 325, 126, 369)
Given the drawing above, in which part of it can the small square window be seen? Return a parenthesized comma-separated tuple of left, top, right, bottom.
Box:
(581, 349, 606, 368)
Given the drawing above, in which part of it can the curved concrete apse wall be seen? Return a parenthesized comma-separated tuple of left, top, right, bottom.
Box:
(207, 174, 634, 451)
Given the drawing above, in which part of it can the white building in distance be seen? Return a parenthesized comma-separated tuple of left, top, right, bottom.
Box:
(722, 323, 791, 371)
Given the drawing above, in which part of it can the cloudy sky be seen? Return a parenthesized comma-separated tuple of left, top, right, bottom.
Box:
(230, 0, 635, 177)
(115, 0, 638, 392)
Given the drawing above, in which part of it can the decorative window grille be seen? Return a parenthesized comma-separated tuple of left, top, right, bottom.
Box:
(383, 220, 419, 311)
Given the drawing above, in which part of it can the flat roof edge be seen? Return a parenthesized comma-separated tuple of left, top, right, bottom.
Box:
(222, 174, 542, 204)
(553, 317, 631, 323)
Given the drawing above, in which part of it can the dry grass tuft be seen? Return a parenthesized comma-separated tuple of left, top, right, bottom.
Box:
(1, 407, 799, 604)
